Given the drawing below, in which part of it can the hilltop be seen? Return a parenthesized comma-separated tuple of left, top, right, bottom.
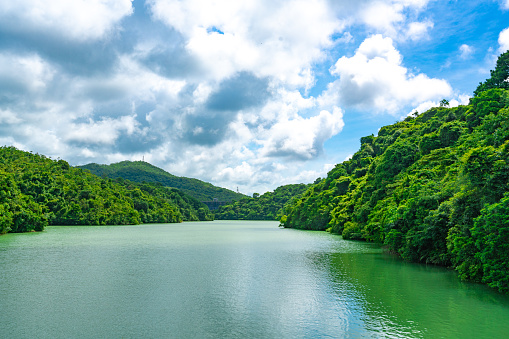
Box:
(79, 161, 246, 202)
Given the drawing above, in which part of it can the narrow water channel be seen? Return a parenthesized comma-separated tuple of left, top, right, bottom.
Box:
(1, 221, 508, 338)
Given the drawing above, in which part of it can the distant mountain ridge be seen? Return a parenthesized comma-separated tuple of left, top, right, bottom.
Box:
(79, 161, 246, 202)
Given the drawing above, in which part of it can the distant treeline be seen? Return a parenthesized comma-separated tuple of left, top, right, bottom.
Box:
(280, 51, 509, 293)
(0, 147, 213, 234)
(214, 184, 309, 220)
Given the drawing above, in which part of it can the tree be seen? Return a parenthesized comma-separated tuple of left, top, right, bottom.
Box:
(474, 50, 509, 96)
(471, 193, 509, 293)
(440, 99, 450, 107)
(279, 215, 287, 227)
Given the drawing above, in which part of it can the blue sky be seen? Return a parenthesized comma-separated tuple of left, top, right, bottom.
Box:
(0, 0, 508, 195)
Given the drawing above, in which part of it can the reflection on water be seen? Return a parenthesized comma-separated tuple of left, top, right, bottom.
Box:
(1, 221, 509, 338)
(323, 248, 509, 338)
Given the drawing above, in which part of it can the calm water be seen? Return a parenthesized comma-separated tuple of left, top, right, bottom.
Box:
(1, 221, 509, 338)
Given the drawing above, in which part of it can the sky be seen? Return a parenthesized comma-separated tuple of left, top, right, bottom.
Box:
(0, 0, 508, 196)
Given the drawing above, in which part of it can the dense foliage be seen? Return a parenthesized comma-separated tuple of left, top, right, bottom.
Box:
(0, 147, 212, 234)
(80, 161, 245, 202)
(214, 184, 309, 220)
(282, 52, 509, 293)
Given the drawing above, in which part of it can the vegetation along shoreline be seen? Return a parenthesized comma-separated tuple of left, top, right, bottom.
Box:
(1, 51, 508, 294)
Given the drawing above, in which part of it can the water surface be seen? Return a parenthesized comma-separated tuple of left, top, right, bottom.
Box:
(1, 221, 508, 338)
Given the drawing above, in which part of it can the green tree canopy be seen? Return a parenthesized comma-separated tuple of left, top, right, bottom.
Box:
(281, 51, 509, 293)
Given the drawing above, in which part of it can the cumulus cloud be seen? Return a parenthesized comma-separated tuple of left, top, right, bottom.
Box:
(216, 162, 255, 185)
(0, 53, 55, 95)
(0, 0, 133, 41)
(405, 20, 434, 41)
(0, 109, 22, 124)
(327, 34, 452, 114)
(499, 27, 509, 53)
(64, 115, 138, 145)
(360, 2, 405, 36)
(259, 107, 344, 160)
(459, 44, 475, 59)
(148, 0, 343, 85)
(357, 0, 434, 40)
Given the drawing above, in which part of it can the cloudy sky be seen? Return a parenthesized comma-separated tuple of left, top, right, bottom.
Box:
(1, 0, 508, 195)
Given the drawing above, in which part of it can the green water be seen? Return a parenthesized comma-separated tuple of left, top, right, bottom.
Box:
(1, 221, 508, 338)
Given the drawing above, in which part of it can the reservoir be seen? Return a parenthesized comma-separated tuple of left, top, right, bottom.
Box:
(1, 220, 509, 338)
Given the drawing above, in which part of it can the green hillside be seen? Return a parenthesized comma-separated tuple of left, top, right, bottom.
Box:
(79, 161, 245, 202)
(214, 183, 309, 220)
(280, 51, 509, 293)
(0, 147, 212, 234)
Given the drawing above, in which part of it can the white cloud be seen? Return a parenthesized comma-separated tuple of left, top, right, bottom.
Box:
(323, 163, 336, 173)
(148, 0, 343, 85)
(0, 109, 22, 124)
(116, 55, 187, 100)
(0, 0, 133, 41)
(359, 0, 434, 40)
(407, 100, 437, 116)
(499, 27, 509, 53)
(80, 148, 97, 159)
(406, 20, 434, 41)
(400, 0, 429, 7)
(328, 34, 452, 114)
(459, 44, 474, 59)
(255, 88, 316, 124)
(64, 116, 138, 145)
(501, 0, 509, 10)
(259, 107, 344, 160)
(0, 53, 55, 93)
(216, 161, 255, 185)
(193, 84, 213, 104)
(361, 2, 405, 36)
(450, 94, 471, 107)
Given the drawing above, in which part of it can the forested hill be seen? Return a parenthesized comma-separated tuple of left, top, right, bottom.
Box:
(79, 161, 246, 202)
(214, 183, 309, 220)
(281, 51, 509, 293)
(0, 147, 213, 234)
